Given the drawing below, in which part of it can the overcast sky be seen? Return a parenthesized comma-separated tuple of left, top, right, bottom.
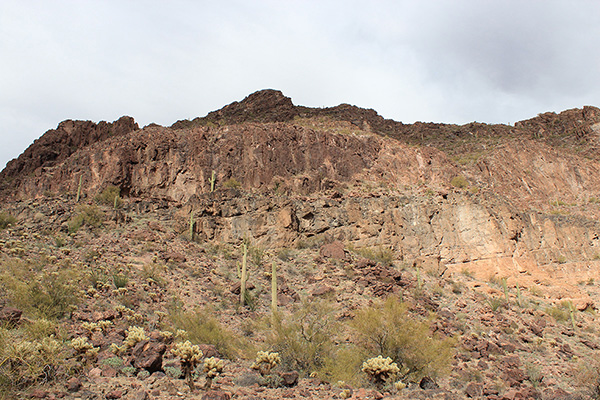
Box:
(1, 1, 599, 170)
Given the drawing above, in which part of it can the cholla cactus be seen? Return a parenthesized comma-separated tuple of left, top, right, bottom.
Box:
(71, 336, 99, 358)
(361, 356, 400, 387)
(111, 326, 148, 355)
(172, 340, 203, 391)
(124, 326, 147, 348)
(251, 351, 280, 376)
(203, 357, 224, 389)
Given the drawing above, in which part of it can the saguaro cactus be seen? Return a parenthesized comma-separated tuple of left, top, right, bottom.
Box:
(240, 243, 248, 306)
(209, 170, 216, 192)
(271, 261, 277, 315)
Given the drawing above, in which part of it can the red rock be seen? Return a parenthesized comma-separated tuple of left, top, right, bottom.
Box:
(312, 284, 334, 296)
(201, 390, 232, 400)
(319, 240, 347, 259)
(198, 344, 220, 358)
(279, 370, 299, 387)
(66, 377, 81, 392)
(0, 307, 22, 326)
(105, 390, 123, 399)
(130, 340, 166, 372)
(465, 382, 483, 398)
(30, 389, 48, 398)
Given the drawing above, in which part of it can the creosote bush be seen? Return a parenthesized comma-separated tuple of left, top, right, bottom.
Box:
(0, 325, 69, 397)
(450, 175, 468, 189)
(351, 246, 394, 267)
(0, 212, 16, 230)
(0, 257, 80, 319)
(94, 185, 122, 207)
(68, 205, 105, 233)
(169, 308, 250, 359)
(351, 296, 455, 382)
(268, 298, 338, 376)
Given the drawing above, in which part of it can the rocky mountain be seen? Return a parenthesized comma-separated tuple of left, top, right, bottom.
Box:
(2, 90, 600, 399)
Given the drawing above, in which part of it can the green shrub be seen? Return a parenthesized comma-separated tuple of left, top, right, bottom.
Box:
(268, 298, 338, 375)
(95, 185, 122, 207)
(0, 212, 16, 230)
(350, 296, 455, 382)
(0, 327, 68, 397)
(352, 246, 394, 267)
(68, 205, 105, 233)
(169, 308, 250, 359)
(222, 178, 241, 189)
(450, 175, 468, 189)
(0, 258, 80, 319)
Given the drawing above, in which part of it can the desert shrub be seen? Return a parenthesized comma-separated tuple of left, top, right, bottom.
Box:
(319, 343, 368, 387)
(222, 178, 241, 189)
(276, 248, 294, 262)
(352, 246, 394, 267)
(575, 354, 600, 398)
(67, 205, 105, 233)
(95, 185, 122, 207)
(350, 296, 455, 382)
(169, 308, 249, 359)
(0, 258, 80, 319)
(545, 301, 572, 322)
(0, 327, 68, 397)
(112, 271, 129, 289)
(268, 298, 338, 375)
(0, 212, 16, 230)
(450, 175, 468, 189)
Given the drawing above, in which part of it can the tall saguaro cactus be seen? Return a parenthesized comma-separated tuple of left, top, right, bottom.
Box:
(271, 261, 278, 315)
(75, 175, 83, 202)
(189, 210, 195, 241)
(209, 170, 216, 192)
(240, 243, 248, 306)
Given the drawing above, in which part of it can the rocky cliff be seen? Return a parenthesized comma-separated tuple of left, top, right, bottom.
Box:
(3, 90, 600, 306)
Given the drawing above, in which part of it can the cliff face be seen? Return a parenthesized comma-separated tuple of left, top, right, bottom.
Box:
(3, 90, 600, 306)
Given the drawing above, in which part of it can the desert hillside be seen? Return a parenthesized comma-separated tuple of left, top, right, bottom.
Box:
(2, 90, 600, 399)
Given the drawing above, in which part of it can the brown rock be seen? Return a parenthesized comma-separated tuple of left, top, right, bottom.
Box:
(162, 250, 186, 263)
(29, 389, 49, 399)
(319, 240, 347, 259)
(312, 284, 334, 296)
(465, 382, 483, 398)
(131, 391, 149, 400)
(201, 390, 232, 400)
(0, 307, 22, 326)
(131, 340, 166, 372)
(105, 390, 123, 399)
(198, 344, 220, 358)
(279, 371, 299, 387)
(66, 377, 81, 392)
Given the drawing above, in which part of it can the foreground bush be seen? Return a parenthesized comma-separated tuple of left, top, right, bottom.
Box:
(268, 298, 338, 376)
(351, 296, 455, 382)
(0, 325, 69, 398)
(0, 257, 80, 319)
(169, 308, 250, 359)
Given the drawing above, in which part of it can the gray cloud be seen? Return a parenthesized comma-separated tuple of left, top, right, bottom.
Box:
(1, 0, 599, 169)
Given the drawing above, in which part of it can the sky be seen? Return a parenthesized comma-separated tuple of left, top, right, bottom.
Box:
(1, 1, 599, 170)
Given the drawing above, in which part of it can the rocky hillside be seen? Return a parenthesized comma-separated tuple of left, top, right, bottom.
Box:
(2, 90, 600, 399)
